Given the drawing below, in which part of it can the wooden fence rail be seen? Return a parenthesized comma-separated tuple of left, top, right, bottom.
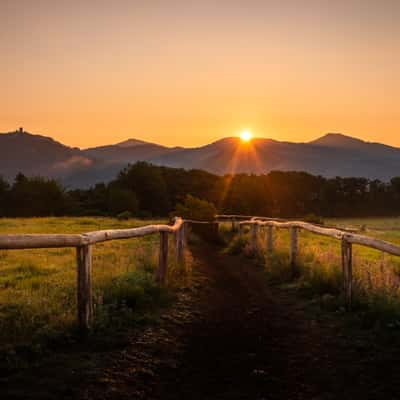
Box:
(0, 217, 185, 332)
(234, 217, 400, 308)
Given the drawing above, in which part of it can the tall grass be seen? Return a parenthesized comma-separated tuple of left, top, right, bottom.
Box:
(225, 220, 400, 329)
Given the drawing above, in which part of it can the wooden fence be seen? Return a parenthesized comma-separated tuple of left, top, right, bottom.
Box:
(221, 215, 400, 308)
(0, 217, 185, 332)
(3, 214, 400, 332)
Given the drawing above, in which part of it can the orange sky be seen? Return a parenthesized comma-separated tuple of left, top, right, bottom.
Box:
(1, 0, 399, 148)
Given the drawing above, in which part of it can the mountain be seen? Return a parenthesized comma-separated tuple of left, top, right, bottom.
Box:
(0, 129, 93, 180)
(149, 135, 400, 180)
(311, 132, 369, 148)
(82, 141, 171, 165)
(1, 128, 400, 187)
(116, 138, 151, 147)
(310, 133, 400, 156)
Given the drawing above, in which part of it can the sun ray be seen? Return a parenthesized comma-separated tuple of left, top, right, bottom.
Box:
(219, 134, 264, 207)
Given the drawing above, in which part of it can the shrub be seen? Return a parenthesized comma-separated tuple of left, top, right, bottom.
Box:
(94, 268, 171, 332)
(173, 195, 216, 221)
(116, 211, 133, 220)
(303, 213, 324, 225)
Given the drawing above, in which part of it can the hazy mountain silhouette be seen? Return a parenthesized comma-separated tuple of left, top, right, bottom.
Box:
(2, 129, 400, 187)
(116, 138, 152, 147)
(82, 141, 172, 164)
(149, 135, 400, 180)
(0, 129, 92, 180)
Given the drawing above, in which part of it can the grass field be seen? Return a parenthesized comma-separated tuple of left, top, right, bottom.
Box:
(224, 217, 400, 329)
(0, 217, 189, 370)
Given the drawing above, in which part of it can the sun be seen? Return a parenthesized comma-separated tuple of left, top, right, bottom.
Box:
(240, 130, 253, 142)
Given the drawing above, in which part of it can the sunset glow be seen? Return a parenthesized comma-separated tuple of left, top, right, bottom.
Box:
(1, 1, 400, 148)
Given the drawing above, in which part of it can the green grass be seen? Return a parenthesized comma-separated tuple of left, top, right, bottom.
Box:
(0, 217, 189, 371)
(327, 217, 400, 242)
(224, 218, 400, 330)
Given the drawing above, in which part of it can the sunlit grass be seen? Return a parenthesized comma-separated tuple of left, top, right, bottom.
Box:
(224, 218, 400, 328)
(0, 217, 189, 369)
(327, 217, 400, 242)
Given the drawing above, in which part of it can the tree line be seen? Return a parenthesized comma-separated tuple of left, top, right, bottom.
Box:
(1, 162, 400, 218)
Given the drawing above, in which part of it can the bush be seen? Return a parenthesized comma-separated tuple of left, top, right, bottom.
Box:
(303, 213, 324, 225)
(226, 235, 248, 255)
(116, 211, 133, 220)
(173, 194, 216, 221)
(94, 268, 171, 333)
(136, 210, 153, 219)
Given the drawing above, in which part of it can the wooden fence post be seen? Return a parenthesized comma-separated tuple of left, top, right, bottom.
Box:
(342, 237, 353, 309)
(176, 225, 184, 264)
(157, 231, 169, 284)
(181, 221, 186, 247)
(76, 244, 93, 333)
(231, 218, 236, 232)
(251, 223, 259, 253)
(238, 223, 243, 238)
(266, 226, 273, 253)
(289, 227, 298, 272)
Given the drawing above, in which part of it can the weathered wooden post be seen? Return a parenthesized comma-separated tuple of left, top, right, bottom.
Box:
(176, 224, 184, 264)
(266, 225, 273, 253)
(238, 223, 243, 239)
(341, 237, 353, 309)
(76, 244, 93, 333)
(251, 223, 259, 253)
(231, 217, 236, 232)
(289, 227, 298, 272)
(181, 221, 186, 247)
(157, 231, 169, 284)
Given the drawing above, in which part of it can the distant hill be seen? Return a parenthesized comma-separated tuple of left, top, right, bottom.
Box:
(1, 128, 400, 187)
(82, 142, 171, 165)
(0, 129, 92, 180)
(116, 138, 152, 147)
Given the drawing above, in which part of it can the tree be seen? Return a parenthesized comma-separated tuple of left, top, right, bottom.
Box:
(107, 185, 139, 216)
(8, 174, 66, 217)
(173, 195, 217, 221)
(116, 162, 169, 216)
(0, 176, 10, 216)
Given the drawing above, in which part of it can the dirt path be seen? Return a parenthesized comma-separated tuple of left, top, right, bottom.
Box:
(5, 241, 400, 399)
(146, 242, 400, 400)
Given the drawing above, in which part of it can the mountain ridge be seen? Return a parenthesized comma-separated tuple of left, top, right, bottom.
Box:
(1, 129, 400, 187)
(310, 132, 400, 151)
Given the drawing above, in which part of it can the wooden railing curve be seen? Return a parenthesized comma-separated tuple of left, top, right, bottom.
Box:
(0, 217, 186, 332)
